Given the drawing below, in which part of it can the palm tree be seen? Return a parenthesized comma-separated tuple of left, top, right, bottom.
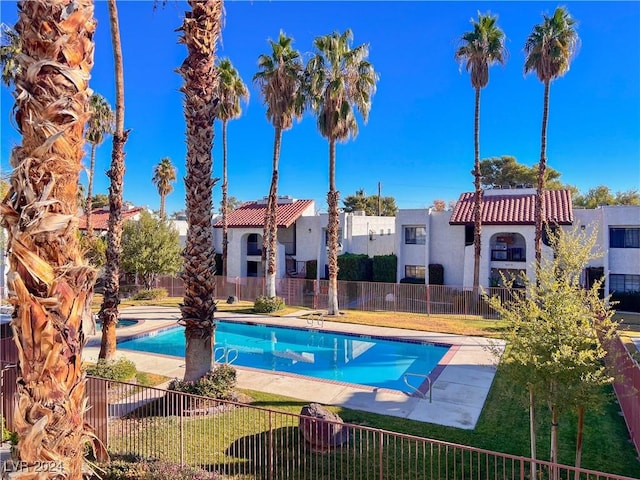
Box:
(0, 0, 103, 475)
(524, 6, 579, 267)
(98, 0, 130, 361)
(177, 0, 223, 382)
(153, 156, 177, 218)
(85, 93, 115, 237)
(214, 58, 249, 278)
(455, 12, 506, 290)
(306, 29, 378, 315)
(253, 32, 305, 298)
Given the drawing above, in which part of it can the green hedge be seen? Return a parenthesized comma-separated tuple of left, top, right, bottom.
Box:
(305, 260, 317, 280)
(372, 254, 397, 283)
(338, 253, 372, 281)
(86, 358, 137, 381)
(254, 295, 285, 313)
(428, 264, 444, 285)
(133, 288, 168, 301)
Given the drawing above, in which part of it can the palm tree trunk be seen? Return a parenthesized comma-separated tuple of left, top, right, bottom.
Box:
(222, 119, 229, 278)
(1, 1, 103, 475)
(473, 86, 482, 290)
(178, 0, 222, 382)
(99, 0, 128, 361)
(159, 192, 166, 217)
(327, 139, 340, 315)
(86, 144, 96, 237)
(535, 79, 550, 269)
(265, 127, 281, 297)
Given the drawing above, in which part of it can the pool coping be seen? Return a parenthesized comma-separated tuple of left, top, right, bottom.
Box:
(83, 305, 505, 430)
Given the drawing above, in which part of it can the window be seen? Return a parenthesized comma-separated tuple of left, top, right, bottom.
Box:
(404, 265, 425, 279)
(610, 274, 640, 293)
(247, 233, 261, 255)
(465, 225, 474, 246)
(404, 226, 426, 245)
(610, 228, 640, 248)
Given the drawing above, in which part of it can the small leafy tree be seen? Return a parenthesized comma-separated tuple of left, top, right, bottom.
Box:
(488, 225, 616, 475)
(121, 211, 182, 289)
(342, 189, 398, 216)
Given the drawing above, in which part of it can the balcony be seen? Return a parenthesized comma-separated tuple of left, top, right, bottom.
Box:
(491, 247, 524, 262)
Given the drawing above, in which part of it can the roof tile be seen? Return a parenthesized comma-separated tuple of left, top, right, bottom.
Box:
(78, 208, 144, 231)
(449, 190, 573, 225)
(215, 199, 314, 228)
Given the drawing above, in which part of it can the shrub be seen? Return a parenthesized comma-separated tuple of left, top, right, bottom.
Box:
(86, 358, 137, 382)
(428, 264, 444, 285)
(99, 459, 220, 480)
(337, 253, 372, 281)
(168, 364, 237, 400)
(254, 295, 285, 313)
(372, 254, 397, 283)
(133, 288, 168, 301)
(1, 415, 11, 442)
(305, 260, 317, 280)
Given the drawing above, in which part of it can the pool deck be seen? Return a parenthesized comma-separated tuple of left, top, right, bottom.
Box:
(84, 306, 505, 430)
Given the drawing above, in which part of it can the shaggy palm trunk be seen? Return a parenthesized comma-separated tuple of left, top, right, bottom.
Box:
(178, 0, 222, 382)
(472, 86, 482, 291)
(265, 127, 282, 298)
(222, 120, 229, 278)
(86, 143, 97, 237)
(327, 139, 340, 315)
(99, 0, 127, 360)
(159, 193, 166, 218)
(535, 80, 550, 270)
(0, 1, 104, 476)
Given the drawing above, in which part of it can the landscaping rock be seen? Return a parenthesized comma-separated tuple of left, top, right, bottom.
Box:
(227, 295, 238, 304)
(299, 403, 349, 451)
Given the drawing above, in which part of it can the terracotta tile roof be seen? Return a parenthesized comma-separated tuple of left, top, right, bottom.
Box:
(78, 207, 144, 231)
(215, 199, 314, 228)
(449, 189, 573, 225)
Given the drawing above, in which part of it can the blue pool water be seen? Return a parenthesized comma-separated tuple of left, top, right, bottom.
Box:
(120, 322, 450, 392)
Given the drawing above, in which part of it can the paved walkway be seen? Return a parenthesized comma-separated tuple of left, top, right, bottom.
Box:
(83, 306, 505, 430)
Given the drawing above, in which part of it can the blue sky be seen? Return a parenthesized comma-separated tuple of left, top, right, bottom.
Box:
(1, 1, 639, 215)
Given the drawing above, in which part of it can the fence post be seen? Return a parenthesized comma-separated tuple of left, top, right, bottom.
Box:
(378, 429, 384, 479)
(179, 394, 185, 466)
(268, 410, 274, 480)
(426, 285, 431, 316)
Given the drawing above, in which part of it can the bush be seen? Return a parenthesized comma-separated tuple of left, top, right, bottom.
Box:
(428, 264, 444, 285)
(133, 288, 168, 301)
(254, 295, 285, 313)
(86, 358, 137, 382)
(337, 253, 372, 281)
(305, 260, 317, 280)
(99, 459, 220, 480)
(168, 364, 237, 400)
(372, 254, 397, 283)
(399, 277, 425, 284)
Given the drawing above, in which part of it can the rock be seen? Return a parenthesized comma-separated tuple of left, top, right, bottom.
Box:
(299, 403, 349, 450)
(226, 295, 238, 304)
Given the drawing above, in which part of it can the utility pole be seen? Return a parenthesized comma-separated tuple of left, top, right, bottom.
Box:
(377, 181, 381, 216)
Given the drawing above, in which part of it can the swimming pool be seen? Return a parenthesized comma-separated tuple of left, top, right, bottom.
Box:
(120, 321, 450, 393)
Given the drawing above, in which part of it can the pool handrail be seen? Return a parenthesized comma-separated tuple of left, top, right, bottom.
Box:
(403, 372, 432, 403)
(214, 346, 239, 365)
(306, 312, 324, 329)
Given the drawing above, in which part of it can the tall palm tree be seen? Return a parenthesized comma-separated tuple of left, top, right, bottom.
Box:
(253, 32, 305, 298)
(306, 29, 378, 315)
(214, 58, 249, 278)
(0, 0, 103, 475)
(455, 12, 506, 290)
(177, 0, 223, 382)
(85, 93, 115, 237)
(98, 0, 129, 361)
(153, 156, 177, 218)
(524, 6, 578, 267)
